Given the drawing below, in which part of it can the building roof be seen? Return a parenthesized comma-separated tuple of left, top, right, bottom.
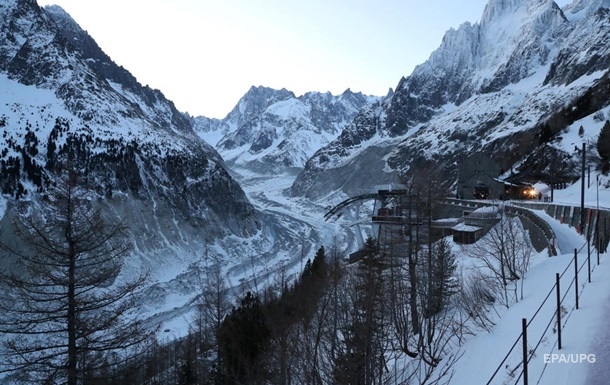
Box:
(452, 223, 483, 232)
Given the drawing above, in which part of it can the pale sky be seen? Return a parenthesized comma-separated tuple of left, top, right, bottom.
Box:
(37, 0, 573, 119)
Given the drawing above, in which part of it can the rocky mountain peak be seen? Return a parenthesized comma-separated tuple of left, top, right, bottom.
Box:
(0, 0, 260, 241)
(1, 0, 71, 88)
(477, 0, 568, 91)
(479, 0, 564, 27)
(192, 87, 381, 173)
(544, 3, 610, 85)
(292, 0, 610, 201)
(43, 4, 70, 23)
(383, 0, 571, 137)
(480, 0, 526, 26)
(227, 86, 295, 124)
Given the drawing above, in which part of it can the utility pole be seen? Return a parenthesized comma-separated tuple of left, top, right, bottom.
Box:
(597, 174, 600, 265)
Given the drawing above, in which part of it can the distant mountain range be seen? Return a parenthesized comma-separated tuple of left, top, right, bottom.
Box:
(190, 86, 383, 173)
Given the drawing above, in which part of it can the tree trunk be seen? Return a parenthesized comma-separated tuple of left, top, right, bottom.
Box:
(67, 199, 78, 385)
(409, 254, 420, 334)
(67, 256, 77, 385)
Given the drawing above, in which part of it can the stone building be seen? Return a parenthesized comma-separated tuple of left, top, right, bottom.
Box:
(457, 152, 504, 199)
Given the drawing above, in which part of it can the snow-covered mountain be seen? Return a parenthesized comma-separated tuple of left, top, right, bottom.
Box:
(3, 0, 610, 346)
(292, 0, 610, 200)
(191, 86, 382, 173)
(0, 0, 259, 231)
(0, 0, 322, 321)
(0, 1, 255, 233)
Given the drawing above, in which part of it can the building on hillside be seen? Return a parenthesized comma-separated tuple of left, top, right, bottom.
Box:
(457, 152, 504, 199)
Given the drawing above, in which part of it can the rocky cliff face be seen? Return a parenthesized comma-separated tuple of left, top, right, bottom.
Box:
(385, 0, 571, 136)
(544, 6, 610, 85)
(0, 0, 259, 239)
(292, 0, 610, 200)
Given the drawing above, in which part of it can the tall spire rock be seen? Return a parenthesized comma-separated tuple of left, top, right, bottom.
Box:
(480, 0, 525, 27)
(383, 0, 569, 137)
(477, 0, 569, 92)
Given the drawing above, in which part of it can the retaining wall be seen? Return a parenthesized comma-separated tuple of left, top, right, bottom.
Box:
(511, 202, 610, 254)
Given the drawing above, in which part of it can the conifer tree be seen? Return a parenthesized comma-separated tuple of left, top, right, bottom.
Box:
(219, 291, 269, 385)
(424, 238, 457, 317)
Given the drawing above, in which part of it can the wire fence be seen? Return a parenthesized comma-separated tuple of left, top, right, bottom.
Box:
(434, 198, 608, 384)
(484, 239, 601, 385)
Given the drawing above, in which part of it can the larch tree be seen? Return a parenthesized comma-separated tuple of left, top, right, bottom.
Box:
(0, 172, 150, 385)
(195, 262, 232, 384)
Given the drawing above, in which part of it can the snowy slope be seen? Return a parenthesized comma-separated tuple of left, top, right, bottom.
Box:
(448, 215, 609, 385)
(292, 0, 610, 201)
(0, 0, 312, 331)
(446, 169, 610, 384)
(0, 1, 261, 238)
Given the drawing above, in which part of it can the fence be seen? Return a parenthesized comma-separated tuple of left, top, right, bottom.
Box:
(484, 240, 601, 385)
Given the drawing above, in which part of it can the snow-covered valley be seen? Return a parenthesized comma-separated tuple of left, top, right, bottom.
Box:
(2, 0, 610, 383)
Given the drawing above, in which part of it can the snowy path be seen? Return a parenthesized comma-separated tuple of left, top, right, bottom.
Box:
(450, 208, 609, 385)
(532, 209, 588, 255)
(530, 210, 610, 385)
(535, 252, 610, 385)
(584, 293, 610, 385)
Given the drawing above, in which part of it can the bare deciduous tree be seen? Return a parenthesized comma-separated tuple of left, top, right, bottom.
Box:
(468, 209, 533, 307)
(456, 268, 499, 333)
(0, 173, 150, 385)
(194, 261, 231, 382)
